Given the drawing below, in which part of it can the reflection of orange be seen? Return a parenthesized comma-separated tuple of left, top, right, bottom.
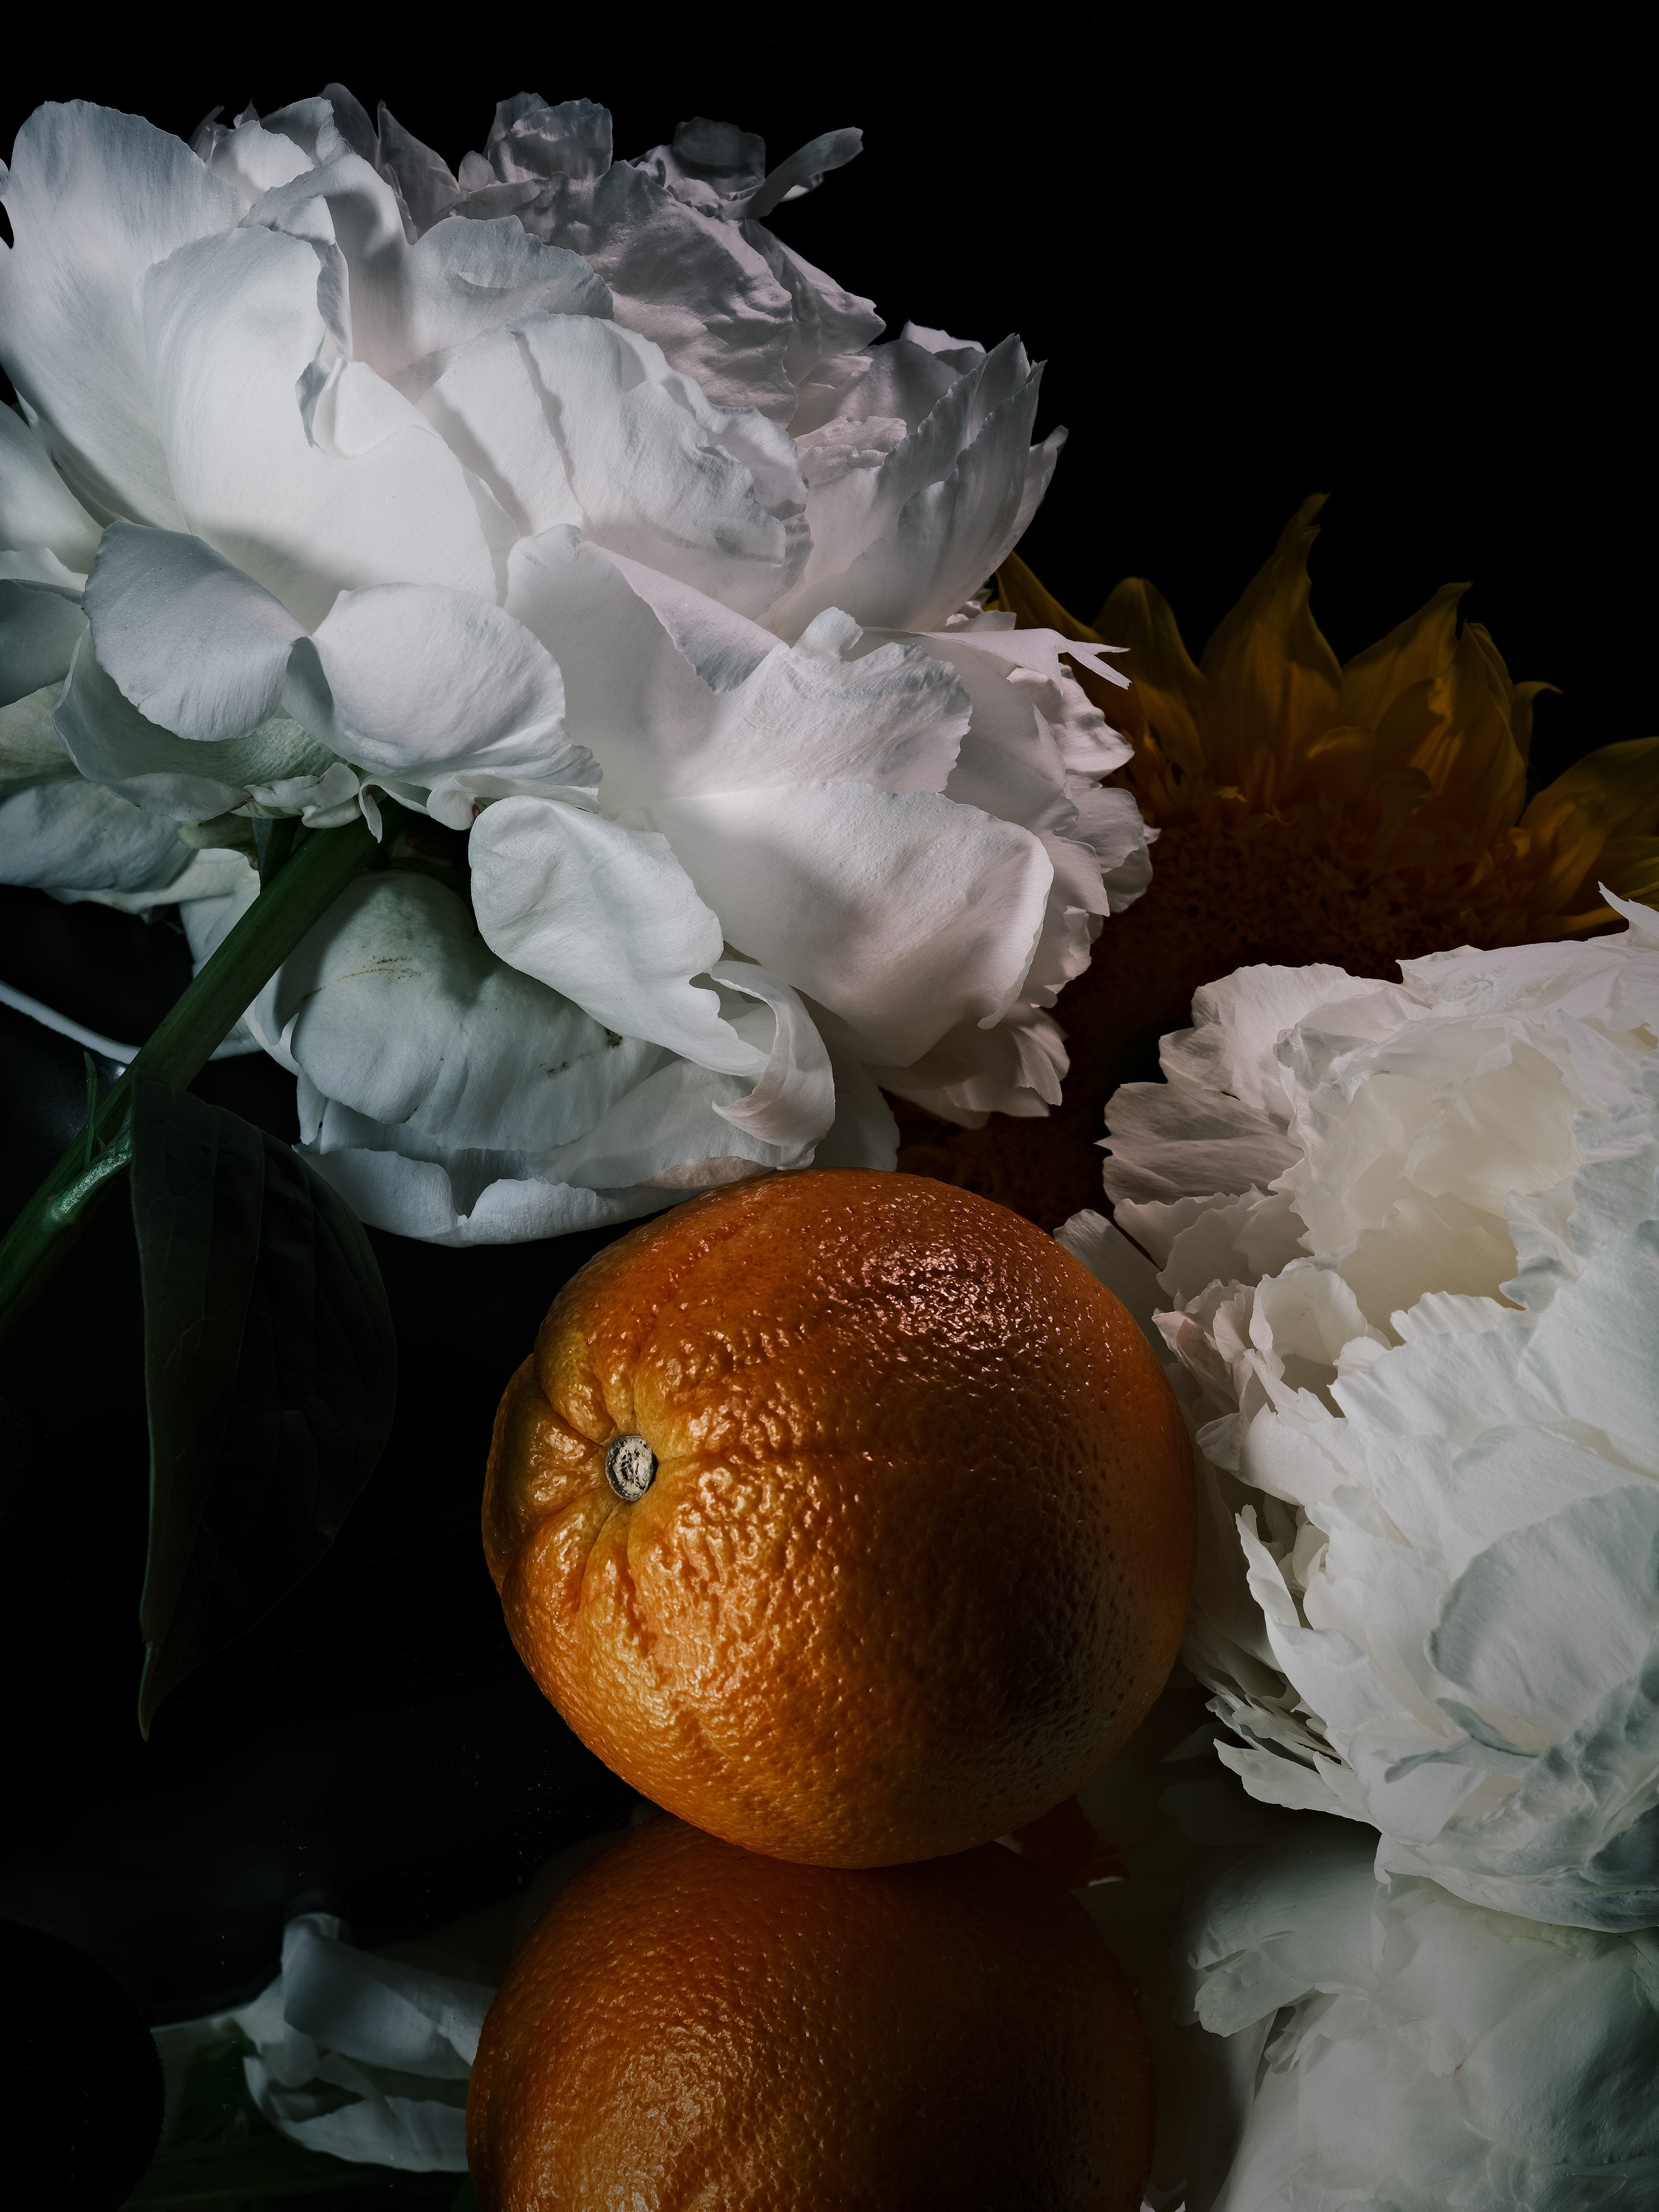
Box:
(484, 1168, 1193, 1867)
(467, 1813, 1154, 2212)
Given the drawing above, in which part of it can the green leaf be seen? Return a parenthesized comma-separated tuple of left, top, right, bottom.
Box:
(131, 1077, 397, 1732)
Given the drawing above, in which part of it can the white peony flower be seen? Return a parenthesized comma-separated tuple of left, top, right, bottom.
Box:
(1168, 1820, 1659, 2211)
(1, 89, 1146, 1241)
(1080, 891, 1659, 1931)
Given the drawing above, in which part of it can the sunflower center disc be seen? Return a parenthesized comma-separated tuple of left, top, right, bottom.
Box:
(606, 1433, 657, 1503)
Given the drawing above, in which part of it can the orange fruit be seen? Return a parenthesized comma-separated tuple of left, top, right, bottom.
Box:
(466, 1813, 1154, 2212)
(483, 1168, 1193, 1866)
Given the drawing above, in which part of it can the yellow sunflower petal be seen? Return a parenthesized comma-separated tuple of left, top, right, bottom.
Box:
(1194, 494, 1343, 801)
(1093, 573, 1209, 792)
(1515, 735, 1659, 915)
(1391, 619, 1530, 848)
(1337, 581, 1469, 731)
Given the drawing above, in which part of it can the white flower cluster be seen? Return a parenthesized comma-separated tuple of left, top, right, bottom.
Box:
(0, 88, 1149, 1242)
(1082, 893, 1659, 1933)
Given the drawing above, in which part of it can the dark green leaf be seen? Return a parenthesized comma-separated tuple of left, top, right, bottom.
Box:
(131, 1078, 397, 1732)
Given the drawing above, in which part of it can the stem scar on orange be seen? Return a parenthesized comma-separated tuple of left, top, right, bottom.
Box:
(482, 1169, 1194, 1866)
(467, 1814, 1155, 2212)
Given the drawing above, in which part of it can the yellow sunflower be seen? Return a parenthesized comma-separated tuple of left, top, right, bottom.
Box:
(896, 495, 1659, 1225)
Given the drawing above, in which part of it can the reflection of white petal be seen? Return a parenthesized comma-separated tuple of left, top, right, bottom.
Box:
(643, 780, 1051, 1066)
(0, 102, 241, 527)
(1172, 1826, 1659, 2212)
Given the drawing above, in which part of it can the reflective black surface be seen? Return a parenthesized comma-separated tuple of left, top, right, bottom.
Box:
(0, 1918, 165, 2208)
(0, 888, 645, 2020)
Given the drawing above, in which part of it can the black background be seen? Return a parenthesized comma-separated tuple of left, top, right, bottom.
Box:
(0, 7, 1649, 2079)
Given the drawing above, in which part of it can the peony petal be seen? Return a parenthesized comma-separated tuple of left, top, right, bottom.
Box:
(1055, 1210, 1166, 1347)
(1520, 1219, 1659, 1477)
(1428, 1485, 1659, 1744)
(56, 632, 333, 819)
(504, 530, 967, 811)
(1103, 1081, 1302, 1207)
(468, 795, 761, 1075)
(540, 1058, 811, 1190)
(0, 400, 103, 572)
(0, 770, 241, 909)
(198, 114, 315, 202)
(1160, 963, 1373, 1125)
(0, 581, 86, 708)
(1, 680, 75, 791)
(250, 153, 609, 382)
(289, 585, 594, 825)
(0, 102, 241, 527)
(418, 315, 803, 619)
(269, 871, 665, 1152)
(642, 779, 1051, 1065)
(84, 523, 303, 743)
(705, 957, 834, 1149)
(139, 222, 498, 628)
(554, 153, 800, 421)
(298, 1136, 658, 1248)
(775, 336, 1045, 637)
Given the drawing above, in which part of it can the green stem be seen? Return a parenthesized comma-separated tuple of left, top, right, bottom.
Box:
(0, 807, 391, 1341)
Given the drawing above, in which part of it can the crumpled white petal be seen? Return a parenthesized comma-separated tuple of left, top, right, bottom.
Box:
(1086, 901, 1659, 1930)
(469, 796, 752, 1070)
(290, 584, 595, 827)
(86, 521, 304, 743)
